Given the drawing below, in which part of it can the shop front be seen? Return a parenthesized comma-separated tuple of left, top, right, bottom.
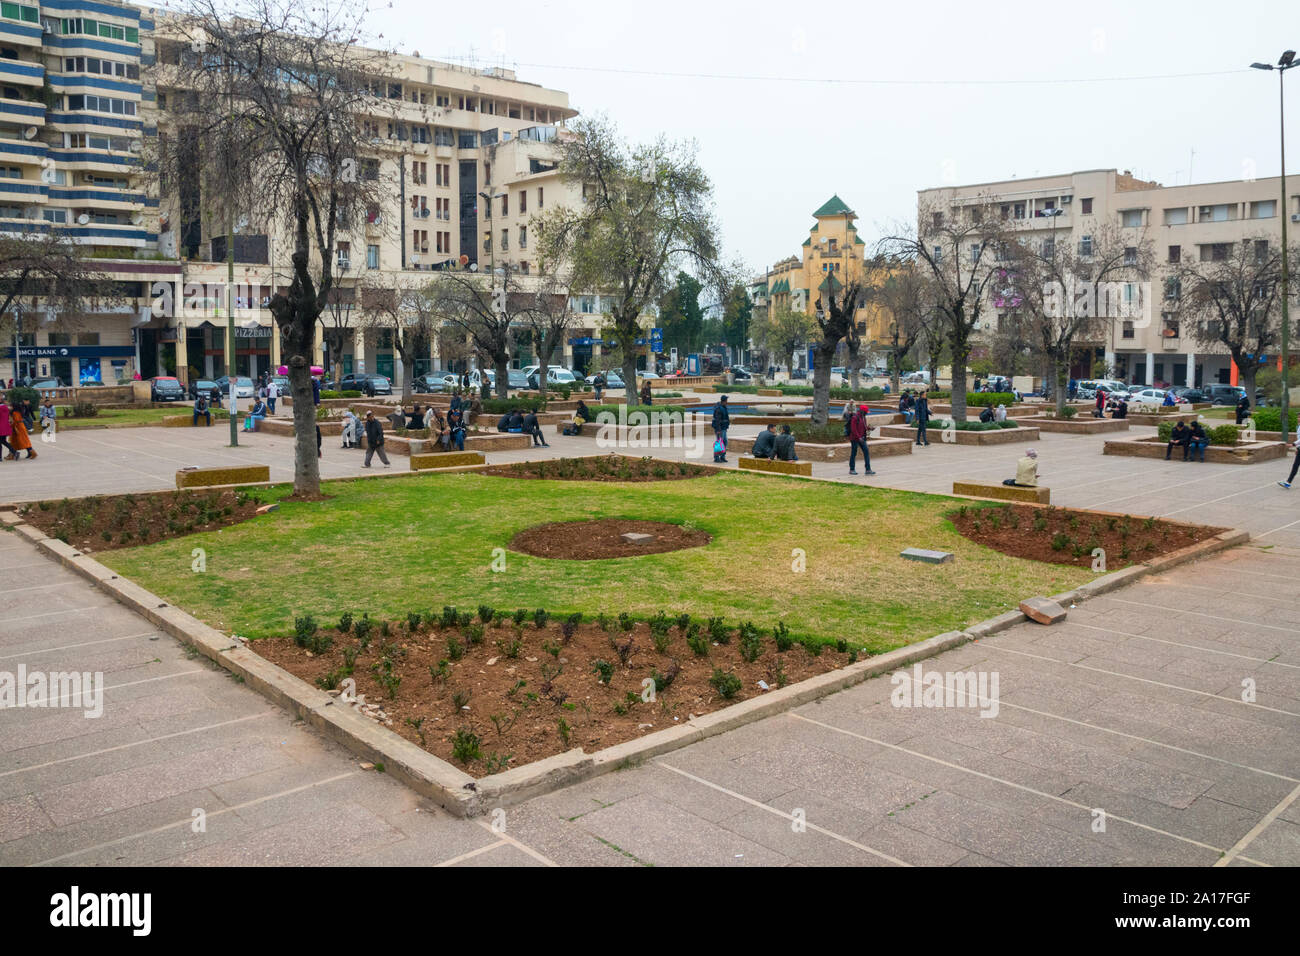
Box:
(6, 343, 137, 385)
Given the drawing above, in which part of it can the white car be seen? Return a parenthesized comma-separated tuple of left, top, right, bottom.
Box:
(1128, 387, 1174, 406)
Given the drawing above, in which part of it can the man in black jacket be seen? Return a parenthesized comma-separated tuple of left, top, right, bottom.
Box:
(1165, 419, 1192, 461)
(711, 395, 730, 449)
(363, 411, 390, 467)
(522, 410, 549, 447)
(914, 393, 931, 446)
(751, 423, 777, 458)
(774, 424, 798, 461)
(1235, 393, 1251, 425)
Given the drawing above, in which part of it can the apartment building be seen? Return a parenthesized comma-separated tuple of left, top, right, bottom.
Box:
(1, 0, 164, 385)
(3, 7, 637, 388)
(918, 169, 1299, 388)
(751, 195, 892, 370)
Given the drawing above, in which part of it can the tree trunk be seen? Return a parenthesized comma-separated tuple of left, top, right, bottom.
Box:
(287, 355, 319, 497)
(1052, 350, 1068, 415)
(495, 356, 510, 399)
(810, 340, 836, 425)
(537, 355, 549, 401)
(847, 340, 861, 392)
(949, 332, 970, 421)
(398, 346, 412, 402)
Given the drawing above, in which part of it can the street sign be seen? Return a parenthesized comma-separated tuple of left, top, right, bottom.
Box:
(650, 327, 663, 353)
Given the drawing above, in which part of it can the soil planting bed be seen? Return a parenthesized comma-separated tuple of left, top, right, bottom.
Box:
(482, 454, 713, 482)
(947, 502, 1225, 568)
(511, 518, 710, 559)
(253, 613, 860, 777)
(15, 488, 268, 552)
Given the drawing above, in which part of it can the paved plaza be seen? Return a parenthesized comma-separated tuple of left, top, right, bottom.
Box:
(1, 400, 1298, 865)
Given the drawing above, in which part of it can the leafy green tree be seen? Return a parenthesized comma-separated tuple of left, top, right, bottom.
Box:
(721, 283, 753, 364)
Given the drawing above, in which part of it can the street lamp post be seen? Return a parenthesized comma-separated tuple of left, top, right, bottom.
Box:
(1252, 51, 1296, 443)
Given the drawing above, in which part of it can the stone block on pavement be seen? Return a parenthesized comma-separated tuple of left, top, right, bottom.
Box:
(1018, 596, 1067, 625)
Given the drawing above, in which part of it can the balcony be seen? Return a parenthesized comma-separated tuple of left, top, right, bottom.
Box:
(0, 17, 44, 48)
(0, 56, 43, 86)
(0, 136, 45, 164)
(0, 96, 42, 125)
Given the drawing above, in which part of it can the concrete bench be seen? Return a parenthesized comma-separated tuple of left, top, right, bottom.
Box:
(176, 464, 271, 488)
(952, 480, 1049, 504)
(410, 451, 486, 470)
(160, 412, 228, 427)
(738, 456, 812, 476)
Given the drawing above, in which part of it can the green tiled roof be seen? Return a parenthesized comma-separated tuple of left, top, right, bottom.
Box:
(812, 194, 856, 218)
(802, 238, 811, 247)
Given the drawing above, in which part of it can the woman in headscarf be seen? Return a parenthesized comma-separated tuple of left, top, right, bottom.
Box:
(994, 403, 1007, 422)
(8, 402, 34, 459)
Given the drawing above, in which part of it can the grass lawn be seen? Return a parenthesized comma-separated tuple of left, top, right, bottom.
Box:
(99, 471, 1093, 655)
(55, 406, 229, 429)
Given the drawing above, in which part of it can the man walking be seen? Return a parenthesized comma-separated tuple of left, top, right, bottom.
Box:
(711, 394, 730, 451)
(266, 379, 278, 415)
(1278, 433, 1300, 489)
(849, 404, 876, 476)
(362, 411, 390, 467)
(914, 392, 931, 446)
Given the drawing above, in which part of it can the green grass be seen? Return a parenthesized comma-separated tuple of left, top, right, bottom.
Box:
(98, 472, 1091, 655)
(54, 406, 230, 429)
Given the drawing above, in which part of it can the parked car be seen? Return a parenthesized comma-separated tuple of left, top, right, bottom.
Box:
(150, 376, 186, 401)
(27, 377, 63, 389)
(1169, 386, 1207, 404)
(1205, 384, 1247, 406)
(268, 374, 291, 393)
(507, 369, 532, 390)
(410, 374, 448, 393)
(189, 378, 219, 400)
(526, 366, 578, 389)
(790, 367, 807, 380)
(337, 373, 393, 396)
(1127, 387, 1172, 405)
(728, 366, 753, 381)
(215, 376, 255, 399)
(638, 371, 660, 380)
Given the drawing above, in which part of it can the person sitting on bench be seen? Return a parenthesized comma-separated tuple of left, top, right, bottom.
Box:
(506, 410, 524, 432)
(243, 397, 268, 431)
(751, 423, 778, 459)
(387, 407, 406, 430)
(406, 404, 425, 430)
(193, 393, 211, 427)
(774, 424, 799, 461)
(1165, 420, 1192, 460)
(1002, 447, 1039, 487)
(979, 405, 995, 423)
(1188, 421, 1209, 462)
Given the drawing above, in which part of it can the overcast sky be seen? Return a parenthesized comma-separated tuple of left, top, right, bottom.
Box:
(366, 0, 1293, 275)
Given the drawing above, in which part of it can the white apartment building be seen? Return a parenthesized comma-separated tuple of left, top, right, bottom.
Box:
(918, 168, 1299, 389)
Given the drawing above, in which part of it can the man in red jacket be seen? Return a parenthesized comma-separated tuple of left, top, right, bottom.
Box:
(848, 405, 876, 476)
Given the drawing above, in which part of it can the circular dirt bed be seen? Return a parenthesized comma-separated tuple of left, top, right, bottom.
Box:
(510, 518, 711, 559)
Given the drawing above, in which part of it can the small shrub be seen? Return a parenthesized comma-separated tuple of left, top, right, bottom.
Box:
(451, 689, 471, 710)
(592, 659, 614, 684)
(707, 616, 730, 644)
(709, 668, 743, 699)
(1050, 532, 1070, 552)
(738, 621, 763, 662)
(532, 608, 549, 629)
(557, 718, 572, 746)
(686, 624, 709, 657)
(440, 606, 459, 629)
(406, 611, 422, 633)
(445, 635, 464, 661)
(353, 614, 373, 646)
(450, 728, 481, 765)
(496, 634, 522, 659)
(513, 608, 528, 627)
(478, 604, 495, 624)
(338, 611, 354, 634)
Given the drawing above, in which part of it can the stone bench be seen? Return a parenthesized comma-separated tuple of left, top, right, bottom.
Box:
(952, 480, 1050, 504)
(410, 451, 486, 470)
(176, 464, 271, 489)
(738, 456, 813, 476)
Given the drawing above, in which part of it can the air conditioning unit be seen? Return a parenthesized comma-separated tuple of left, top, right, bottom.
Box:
(1060, 195, 1073, 204)
(1292, 214, 1300, 223)
(337, 258, 350, 270)
(418, 208, 430, 218)
(410, 254, 421, 264)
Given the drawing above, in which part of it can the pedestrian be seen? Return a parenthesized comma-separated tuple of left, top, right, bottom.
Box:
(312, 375, 322, 405)
(994, 403, 1007, 423)
(848, 404, 876, 475)
(363, 377, 375, 399)
(362, 411, 390, 467)
(39, 398, 55, 429)
(0, 398, 13, 459)
(774, 424, 799, 461)
(914, 392, 931, 446)
(192, 392, 211, 427)
(1278, 433, 1300, 489)
(7, 402, 34, 459)
(1165, 419, 1192, 461)
(592, 372, 605, 402)
(1188, 421, 1209, 462)
(1094, 389, 1106, 418)
(266, 379, 278, 415)
(640, 380, 652, 407)
(1235, 393, 1250, 425)
(341, 408, 359, 448)
(522, 409, 549, 447)
(711, 394, 730, 450)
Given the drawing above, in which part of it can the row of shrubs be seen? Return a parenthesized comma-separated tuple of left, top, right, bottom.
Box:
(1249, 407, 1298, 432)
(927, 419, 1019, 431)
(319, 390, 364, 399)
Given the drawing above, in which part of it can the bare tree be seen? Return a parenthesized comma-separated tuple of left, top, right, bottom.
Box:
(153, 0, 399, 496)
(1177, 236, 1288, 406)
(810, 278, 862, 424)
(537, 116, 723, 405)
(1, 232, 109, 380)
(1010, 223, 1152, 413)
(880, 195, 1011, 420)
(874, 259, 932, 394)
(755, 308, 814, 381)
(518, 263, 575, 398)
(428, 268, 526, 399)
(356, 276, 439, 402)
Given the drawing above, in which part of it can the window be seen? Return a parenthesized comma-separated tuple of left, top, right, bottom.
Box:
(413, 229, 428, 253)
(435, 231, 446, 254)
(62, 19, 138, 43)
(336, 242, 350, 268)
(457, 131, 477, 149)
(1042, 239, 1054, 259)
(538, 186, 544, 208)
(435, 93, 449, 107)
(519, 261, 529, 275)
(500, 194, 508, 216)
(1122, 320, 1135, 339)
(1013, 202, 1025, 220)
(1078, 235, 1092, 256)
(1124, 246, 1137, 265)
(1164, 277, 1181, 300)
(1255, 239, 1270, 263)
(933, 245, 942, 263)
(969, 243, 981, 263)
(1164, 207, 1188, 226)
(1168, 245, 1181, 263)
(1198, 204, 1231, 222)
(931, 212, 943, 230)
(42, 209, 67, 223)
(63, 56, 138, 79)
(1000, 204, 1010, 221)
(518, 190, 526, 214)
(1202, 243, 1231, 262)
(1080, 197, 1093, 215)
(500, 229, 508, 251)
(1, 3, 40, 23)
(366, 244, 379, 269)
(78, 332, 99, 346)
(1250, 200, 1277, 219)
(65, 93, 137, 116)
(0, 165, 19, 178)
(359, 159, 379, 182)
(434, 128, 454, 147)
(1120, 209, 1142, 228)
